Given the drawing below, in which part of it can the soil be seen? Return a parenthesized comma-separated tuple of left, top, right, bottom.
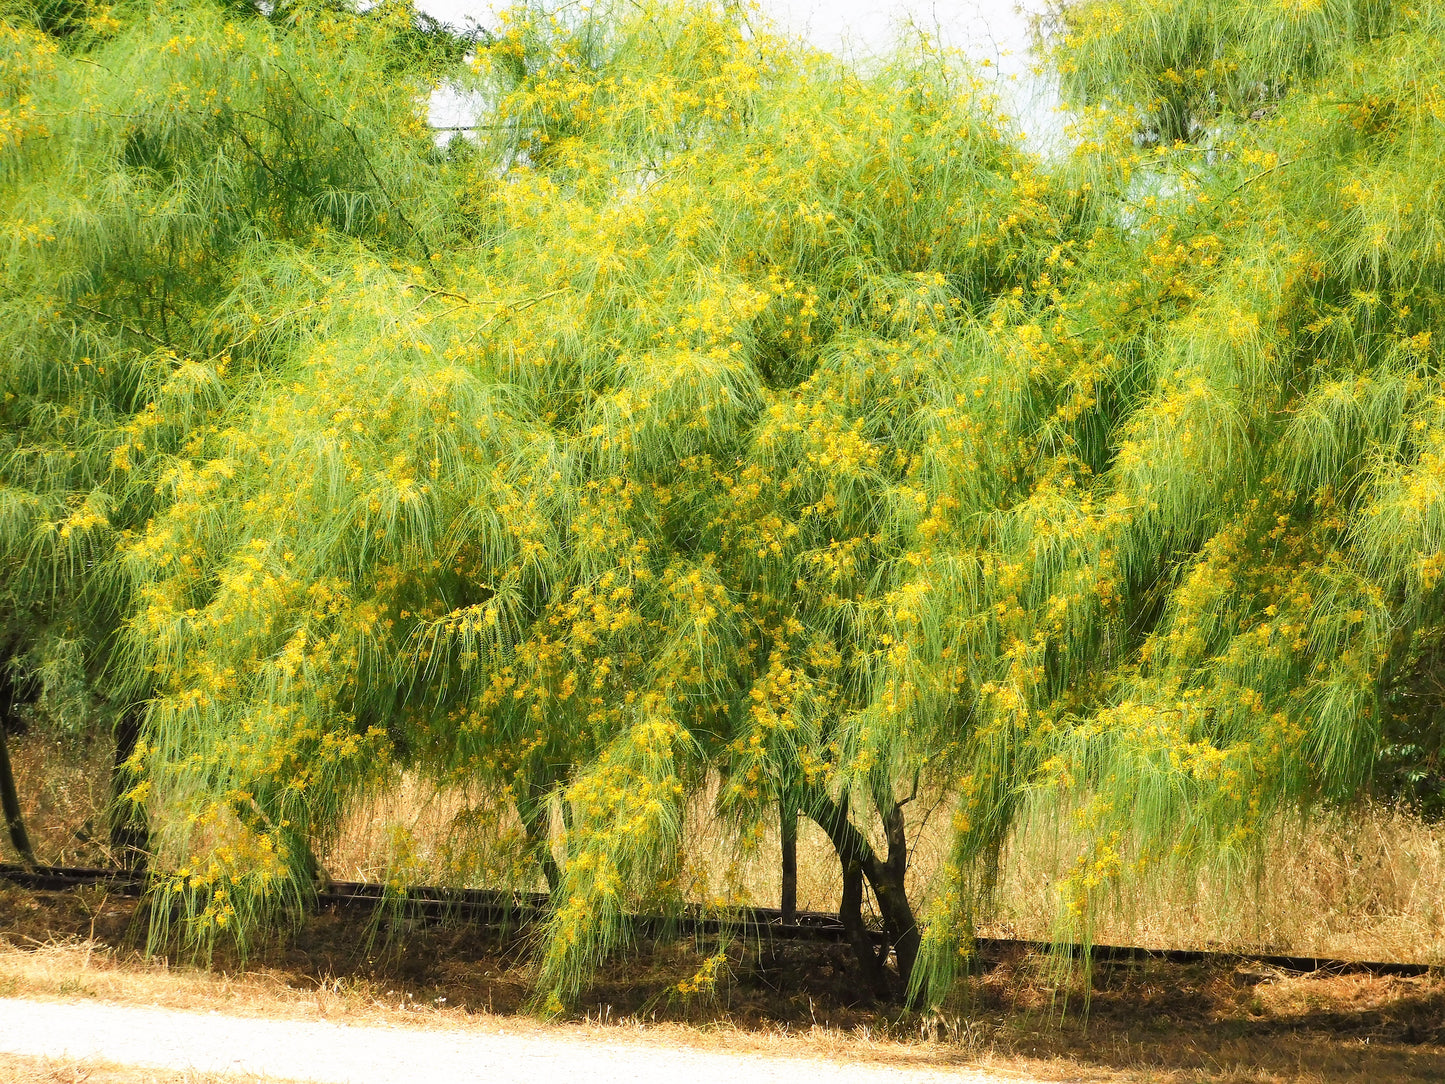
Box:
(2, 881, 1443, 1082)
(0, 996, 1033, 1084)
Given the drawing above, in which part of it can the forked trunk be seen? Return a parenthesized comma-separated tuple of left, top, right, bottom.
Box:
(807, 790, 921, 1003)
(873, 798, 921, 998)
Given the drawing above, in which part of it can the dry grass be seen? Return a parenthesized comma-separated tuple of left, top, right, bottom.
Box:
(5, 732, 116, 868)
(659, 783, 1445, 965)
(7, 733, 1445, 966)
(321, 776, 541, 892)
(320, 769, 1445, 964)
(989, 806, 1445, 964)
(0, 1053, 304, 1084)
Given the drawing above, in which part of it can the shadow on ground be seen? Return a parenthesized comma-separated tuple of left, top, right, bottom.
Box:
(2, 882, 1441, 1083)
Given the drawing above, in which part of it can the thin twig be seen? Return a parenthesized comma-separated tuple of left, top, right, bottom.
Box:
(71, 303, 171, 350)
(403, 283, 476, 304)
(1215, 154, 1315, 203)
(275, 65, 431, 260)
(457, 289, 569, 344)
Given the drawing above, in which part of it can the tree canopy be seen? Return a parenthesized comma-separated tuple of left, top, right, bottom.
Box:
(4, 0, 1444, 1009)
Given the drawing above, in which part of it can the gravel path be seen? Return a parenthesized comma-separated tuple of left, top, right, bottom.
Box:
(0, 997, 1045, 1083)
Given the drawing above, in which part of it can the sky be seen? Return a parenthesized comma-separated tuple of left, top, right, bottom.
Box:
(417, 1, 1061, 147)
(416, 0, 1037, 68)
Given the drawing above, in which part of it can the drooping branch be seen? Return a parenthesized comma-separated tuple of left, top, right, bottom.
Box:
(109, 707, 149, 871)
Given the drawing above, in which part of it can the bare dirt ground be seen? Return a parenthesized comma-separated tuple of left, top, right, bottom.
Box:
(0, 996, 1047, 1084)
(1, 881, 1442, 1083)
(1, 1051, 307, 1083)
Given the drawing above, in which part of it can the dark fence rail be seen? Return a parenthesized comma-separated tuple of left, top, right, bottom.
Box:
(2, 863, 1435, 977)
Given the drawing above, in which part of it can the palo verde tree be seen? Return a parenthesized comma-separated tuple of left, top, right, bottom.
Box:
(96, 0, 1445, 1013)
(122, 0, 1076, 1001)
(0, 0, 461, 865)
(908, 0, 1445, 997)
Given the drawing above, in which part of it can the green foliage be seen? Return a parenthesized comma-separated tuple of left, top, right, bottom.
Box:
(952, 0, 1445, 977)
(8, 0, 1445, 1011)
(118, 0, 1071, 991)
(0, 0, 455, 853)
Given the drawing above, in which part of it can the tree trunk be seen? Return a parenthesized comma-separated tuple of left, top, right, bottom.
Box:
(806, 788, 922, 1003)
(519, 798, 561, 894)
(0, 719, 34, 867)
(873, 797, 921, 1002)
(109, 709, 149, 870)
(808, 793, 892, 999)
(838, 851, 889, 999)
(0, 661, 35, 868)
(780, 799, 797, 924)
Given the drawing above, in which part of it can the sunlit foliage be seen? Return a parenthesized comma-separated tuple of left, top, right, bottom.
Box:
(915, 0, 1445, 988)
(7, 0, 1445, 1010)
(0, 0, 453, 850)
(114, 0, 1072, 997)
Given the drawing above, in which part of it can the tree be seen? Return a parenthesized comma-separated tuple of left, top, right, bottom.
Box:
(16, 0, 1445, 1014)
(914, 0, 1445, 994)
(118, 0, 1073, 999)
(0, 0, 461, 868)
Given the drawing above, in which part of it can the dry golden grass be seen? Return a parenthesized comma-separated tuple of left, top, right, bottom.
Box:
(321, 775, 541, 892)
(658, 784, 1445, 965)
(7, 734, 1445, 966)
(320, 769, 1445, 964)
(989, 806, 1445, 964)
(5, 732, 116, 868)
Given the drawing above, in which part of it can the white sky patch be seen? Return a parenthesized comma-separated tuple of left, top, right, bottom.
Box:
(417, 0, 1062, 150)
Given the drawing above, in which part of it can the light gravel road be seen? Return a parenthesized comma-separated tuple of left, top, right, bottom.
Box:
(0, 997, 1048, 1083)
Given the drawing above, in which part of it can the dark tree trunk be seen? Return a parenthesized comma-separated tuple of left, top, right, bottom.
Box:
(0, 719, 34, 867)
(519, 763, 565, 893)
(519, 806, 561, 893)
(519, 798, 561, 895)
(109, 708, 149, 870)
(0, 662, 35, 867)
(873, 796, 921, 999)
(838, 851, 889, 999)
(806, 788, 922, 1003)
(809, 793, 891, 999)
(780, 799, 797, 924)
